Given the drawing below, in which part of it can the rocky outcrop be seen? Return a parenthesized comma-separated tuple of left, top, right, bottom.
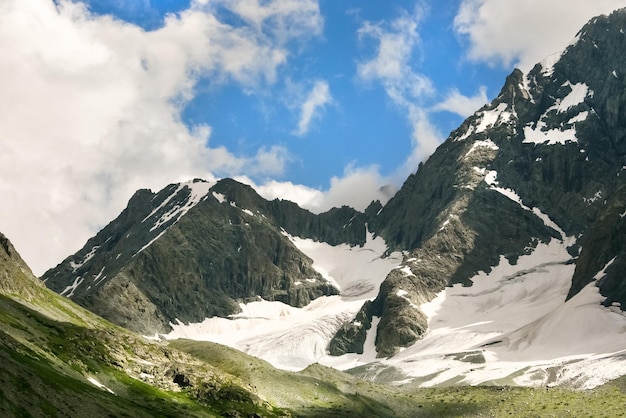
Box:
(568, 183, 626, 308)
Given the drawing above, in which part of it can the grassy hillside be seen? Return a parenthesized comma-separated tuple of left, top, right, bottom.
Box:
(0, 290, 290, 417)
(0, 232, 284, 417)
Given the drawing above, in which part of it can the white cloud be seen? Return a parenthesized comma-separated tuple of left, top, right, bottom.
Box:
(315, 165, 396, 213)
(0, 0, 320, 274)
(356, 5, 442, 174)
(206, 0, 323, 43)
(395, 107, 442, 182)
(251, 165, 395, 214)
(250, 145, 292, 176)
(455, 0, 626, 71)
(253, 179, 324, 209)
(434, 86, 488, 118)
(294, 80, 332, 136)
(357, 7, 433, 101)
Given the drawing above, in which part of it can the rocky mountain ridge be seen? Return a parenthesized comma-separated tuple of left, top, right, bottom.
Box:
(331, 8, 626, 357)
(43, 178, 377, 334)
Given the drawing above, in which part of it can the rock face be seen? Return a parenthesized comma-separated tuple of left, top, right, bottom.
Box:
(332, 8, 626, 357)
(43, 178, 372, 334)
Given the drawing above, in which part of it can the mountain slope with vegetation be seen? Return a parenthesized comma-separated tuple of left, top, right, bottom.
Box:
(0, 232, 287, 417)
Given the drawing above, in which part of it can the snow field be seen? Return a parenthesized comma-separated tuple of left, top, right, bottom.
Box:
(164, 225, 626, 389)
(165, 231, 403, 370)
(383, 239, 626, 388)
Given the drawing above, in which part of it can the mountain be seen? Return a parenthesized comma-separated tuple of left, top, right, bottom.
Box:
(42, 9, 626, 389)
(6, 231, 458, 417)
(42, 178, 376, 334)
(332, 8, 626, 357)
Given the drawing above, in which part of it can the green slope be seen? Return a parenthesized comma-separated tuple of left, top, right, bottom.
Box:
(0, 233, 283, 417)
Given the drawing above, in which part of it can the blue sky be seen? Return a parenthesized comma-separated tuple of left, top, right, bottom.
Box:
(81, 0, 507, 189)
(2, 0, 626, 273)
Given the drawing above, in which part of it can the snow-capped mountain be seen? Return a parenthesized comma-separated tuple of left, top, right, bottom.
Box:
(350, 7, 626, 359)
(43, 9, 626, 389)
(42, 177, 379, 334)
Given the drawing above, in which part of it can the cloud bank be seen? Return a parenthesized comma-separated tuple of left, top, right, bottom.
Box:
(252, 164, 395, 214)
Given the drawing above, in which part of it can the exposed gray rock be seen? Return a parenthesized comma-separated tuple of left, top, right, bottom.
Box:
(42, 178, 380, 334)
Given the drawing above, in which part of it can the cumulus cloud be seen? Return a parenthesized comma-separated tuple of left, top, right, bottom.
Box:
(294, 80, 333, 136)
(206, 0, 323, 43)
(252, 179, 324, 209)
(434, 86, 488, 118)
(454, 0, 626, 71)
(253, 165, 395, 214)
(357, 7, 433, 103)
(356, 5, 441, 174)
(0, 0, 320, 274)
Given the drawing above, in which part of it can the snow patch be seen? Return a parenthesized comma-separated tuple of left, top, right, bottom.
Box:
(464, 139, 499, 158)
(60, 276, 84, 297)
(87, 377, 115, 394)
(568, 111, 589, 124)
(285, 230, 402, 296)
(396, 266, 415, 277)
(523, 125, 577, 145)
(381, 239, 626, 389)
(134, 229, 168, 256)
(212, 192, 226, 203)
(69, 246, 99, 272)
(583, 190, 602, 204)
(148, 180, 213, 232)
(361, 316, 380, 362)
(93, 267, 106, 286)
(540, 52, 561, 76)
(475, 103, 511, 134)
(164, 232, 402, 371)
(556, 82, 590, 112)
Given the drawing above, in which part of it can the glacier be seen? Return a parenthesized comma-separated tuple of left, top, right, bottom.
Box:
(163, 230, 626, 388)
